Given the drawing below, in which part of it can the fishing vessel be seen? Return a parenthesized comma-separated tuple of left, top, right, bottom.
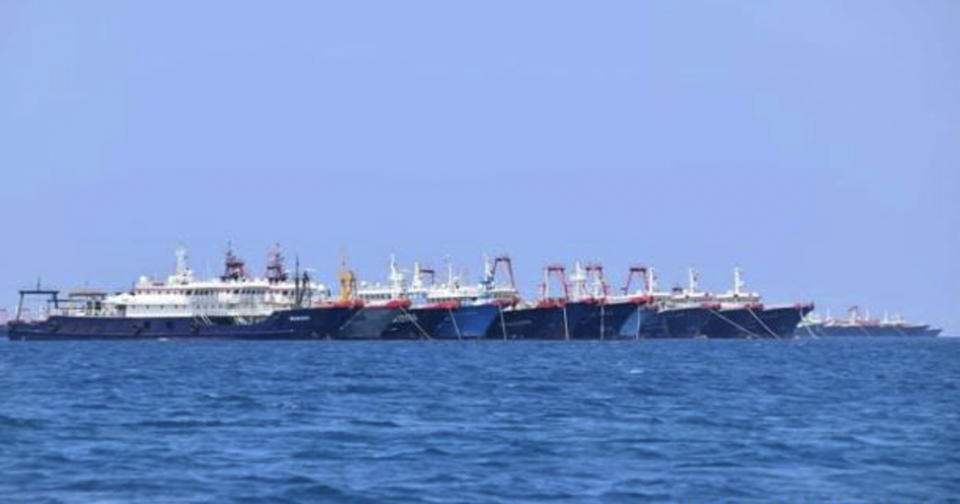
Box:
(485, 261, 652, 340)
(488, 264, 593, 339)
(6, 245, 361, 340)
(422, 255, 519, 339)
(618, 266, 714, 338)
(327, 257, 411, 340)
(355, 256, 437, 339)
(564, 262, 652, 339)
(358, 255, 520, 340)
(698, 268, 813, 338)
(699, 268, 765, 338)
(797, 307, 942, 337)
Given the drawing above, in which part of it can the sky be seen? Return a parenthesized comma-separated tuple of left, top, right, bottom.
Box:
(0, 1, 958, 331)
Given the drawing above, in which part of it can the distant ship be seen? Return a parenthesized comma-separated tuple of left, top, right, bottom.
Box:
(6, 245, 395, 340)
(797, 307, 942, 337)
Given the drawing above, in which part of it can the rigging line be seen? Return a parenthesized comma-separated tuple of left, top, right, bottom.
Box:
(498, 304, 508, 341)
(337, 305, 367, 333)
(400, 306, 432, 341)
(747, 308, 780, 339)
(448, 307, 462, 341)
(634, 305, 643, 340)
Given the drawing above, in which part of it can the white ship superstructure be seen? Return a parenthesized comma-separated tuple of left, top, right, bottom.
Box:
(357, 255, 519, 307)
(711, 268, 762, 308)
(425, 255, 519, 306)
(67, 245, 328, 319)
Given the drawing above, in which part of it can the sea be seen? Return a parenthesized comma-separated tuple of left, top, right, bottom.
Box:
(1, 338, 957, 504)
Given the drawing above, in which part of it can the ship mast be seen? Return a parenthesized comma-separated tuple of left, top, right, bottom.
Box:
(265, 243, 289, 283)
(221, 242, 248, 281)
(569, 261, 588, 300)
(686, 267, 700, 295)
(646, 267, 657, 295)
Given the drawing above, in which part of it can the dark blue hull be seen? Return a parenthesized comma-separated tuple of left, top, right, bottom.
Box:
(616, 306, 659, 339)
(5, 307, 355, 341)
(701, 308, 766, 338)
(569, 302, 643, 339)
(756, 306, 812, 338)
(433, 304, 499, 339)
(487, 302, 595, 340)
(620, 306, 710, 338)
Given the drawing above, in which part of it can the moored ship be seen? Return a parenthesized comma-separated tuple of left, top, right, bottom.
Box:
(618, 266, 714, 338)
(359, 255, 518, 340)
(699, 268, 765, 338)
(487, 264, 593, 340)
(423, 256, 519, 339)
(565, 262, 652, 339)
(699, 268, 814, 339)
(6, 245, 360, 341)
(797, 307, 942, 337)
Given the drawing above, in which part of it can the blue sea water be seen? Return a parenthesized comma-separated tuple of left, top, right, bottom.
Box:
(1, 338, 958, 504)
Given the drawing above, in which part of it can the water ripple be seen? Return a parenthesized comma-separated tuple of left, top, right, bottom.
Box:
(0, 338, 957, 503)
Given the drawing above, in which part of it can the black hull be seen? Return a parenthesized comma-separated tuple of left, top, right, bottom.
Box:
(334, 307, 403, 340)
(380, 307, 450, 340)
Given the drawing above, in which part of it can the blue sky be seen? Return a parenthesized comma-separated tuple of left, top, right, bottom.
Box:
(1, 1, 957, 331)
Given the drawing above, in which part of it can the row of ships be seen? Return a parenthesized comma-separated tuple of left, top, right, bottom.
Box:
(3, 245, 943, 341)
